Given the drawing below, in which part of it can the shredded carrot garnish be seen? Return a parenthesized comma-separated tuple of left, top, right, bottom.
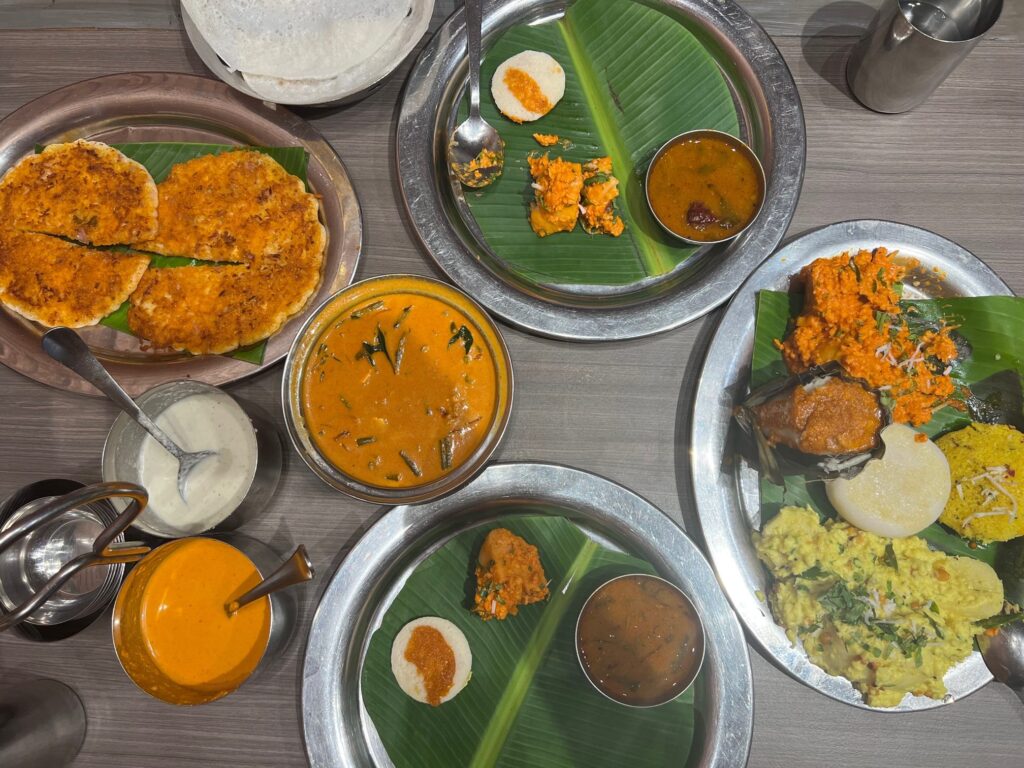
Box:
(778, 248, 960, 426)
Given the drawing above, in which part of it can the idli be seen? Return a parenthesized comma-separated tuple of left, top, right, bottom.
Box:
(826, 424, 951, 538)
(491, 51, 565, 123)
(390, 617, 472, 706)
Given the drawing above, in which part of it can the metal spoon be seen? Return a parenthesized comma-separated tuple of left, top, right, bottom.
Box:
(979, 620, 1024, 706)
(447, 0, 504, 188)
(980, 539, 1024, 706)
(41, 327, 216, 502)
(226, 545, 314, 615)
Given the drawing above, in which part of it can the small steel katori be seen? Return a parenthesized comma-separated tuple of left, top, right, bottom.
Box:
(0, 481, 150, 636)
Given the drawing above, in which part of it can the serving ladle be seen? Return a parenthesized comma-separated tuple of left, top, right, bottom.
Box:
(447, 0, 504, 188)
(41, 327, 216, 502)
(226, 545, 314, 616)
(979, 540, 1024, 706)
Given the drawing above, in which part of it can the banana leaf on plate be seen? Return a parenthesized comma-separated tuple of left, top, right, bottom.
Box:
(87, 143, 311, 364)
(459, 0, 740, 287)
(751, 288, 1024, 566)
(361, 513, 701, 768)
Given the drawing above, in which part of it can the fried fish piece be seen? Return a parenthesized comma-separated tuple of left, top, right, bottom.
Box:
(127, 257, 323, 355)
(0, 229, 150, 327)
(0, 140, 158, 245)
(134, 150, 325, 266)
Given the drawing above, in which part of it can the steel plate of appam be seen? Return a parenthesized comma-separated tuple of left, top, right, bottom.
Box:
(691, 219, 1014, 711)
(0, 73, 362, 396)
(302, 462, 753, 767)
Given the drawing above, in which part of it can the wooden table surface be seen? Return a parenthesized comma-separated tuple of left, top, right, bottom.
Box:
(1, 1, 1022, 766)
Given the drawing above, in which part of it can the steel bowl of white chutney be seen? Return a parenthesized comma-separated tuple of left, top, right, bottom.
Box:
(101, 380, 282, 538)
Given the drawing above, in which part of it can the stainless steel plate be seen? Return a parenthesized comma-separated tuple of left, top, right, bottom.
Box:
(302, 463, 753, 767)
(397, 0, 805, 341)
(0, 72, 362, 396)
(181, 0, 435, 107)
(691, 219, 1013, 711)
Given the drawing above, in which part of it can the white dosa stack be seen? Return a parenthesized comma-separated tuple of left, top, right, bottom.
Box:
(182, 0, 417, 102)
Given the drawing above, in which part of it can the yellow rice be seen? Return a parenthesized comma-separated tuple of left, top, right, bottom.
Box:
(937, 422, 1024, 542)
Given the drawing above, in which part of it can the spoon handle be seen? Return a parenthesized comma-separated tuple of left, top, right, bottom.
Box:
(41, 327, 183, 459)
(227, 545, 315, 614)
(465, 0, 483, 118)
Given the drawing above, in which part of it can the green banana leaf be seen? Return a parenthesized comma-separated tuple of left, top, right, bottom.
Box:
(750, 288, 1024, 566)
(361, 514, 700, 768)
(460, 0, 739, 286)
(82, 142, 311, 365)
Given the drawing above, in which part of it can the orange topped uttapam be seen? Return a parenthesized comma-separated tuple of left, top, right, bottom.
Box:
(133, 150, 325, 266)
(0, 140, 158, 245)
(0, 229, 149, 327)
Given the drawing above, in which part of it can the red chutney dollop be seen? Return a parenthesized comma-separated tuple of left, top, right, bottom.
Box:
(404, 625, 456, 706)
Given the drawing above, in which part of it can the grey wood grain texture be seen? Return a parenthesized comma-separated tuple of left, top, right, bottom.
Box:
(1, 1, 1024, 767)
(1, 0, 1018, 40)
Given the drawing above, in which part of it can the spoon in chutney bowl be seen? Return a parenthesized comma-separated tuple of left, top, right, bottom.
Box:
(42, 327, 217, 502)
(447, 0, 504, 188)
(226, 545, 315, 616)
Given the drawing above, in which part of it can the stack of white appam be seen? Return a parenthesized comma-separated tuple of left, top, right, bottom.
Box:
(181, 0, 430, 104)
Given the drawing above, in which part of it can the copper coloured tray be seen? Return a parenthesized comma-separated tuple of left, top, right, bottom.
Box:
(0, 72, 362, 396)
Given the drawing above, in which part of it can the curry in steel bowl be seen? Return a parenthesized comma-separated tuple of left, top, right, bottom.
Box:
(283, 275, 513, 503)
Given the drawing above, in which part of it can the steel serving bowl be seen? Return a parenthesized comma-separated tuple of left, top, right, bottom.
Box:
(282, 274, 514, 504)
(101, 380, 282, 538)
(645, 129, 767, 246)
(111, 532, 297, 706)
(576, 572, 707, 708)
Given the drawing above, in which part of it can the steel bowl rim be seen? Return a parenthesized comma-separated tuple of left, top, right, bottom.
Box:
(109, 536, 274, 706)
(100, 379, 261, 538)
(281, 273, 515, 505)
(574, 571, 708, 709)
(644, 128, 767, 246)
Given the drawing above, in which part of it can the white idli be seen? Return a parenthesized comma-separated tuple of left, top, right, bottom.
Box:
(491, 50, 565, 123)
(826, 424, 951, 538)
(390, 617, 472, 706)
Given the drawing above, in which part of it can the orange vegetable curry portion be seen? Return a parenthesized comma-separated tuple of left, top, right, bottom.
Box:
(301, 292, 498, 487)
(473, 528, 549, 621)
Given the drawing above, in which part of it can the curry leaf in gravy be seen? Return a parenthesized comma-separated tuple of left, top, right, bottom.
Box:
(357, 324, 395, 371)
(356, 436, 376, 446)
(448, 323, 474, 354)
(440, 435, 455, 471)
(395, 332, 409, 374)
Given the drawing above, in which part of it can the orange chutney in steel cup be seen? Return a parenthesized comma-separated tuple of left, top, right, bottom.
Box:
(112, 537, 270, 705)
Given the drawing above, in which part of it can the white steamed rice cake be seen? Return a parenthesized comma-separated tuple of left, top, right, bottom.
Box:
(491, 50, 565, 123)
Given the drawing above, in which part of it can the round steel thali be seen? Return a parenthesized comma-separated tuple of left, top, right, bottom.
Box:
(397, 0, 805, 341)
(0, 72, 362, 396)
(302, 462, 753, 767)
(691, 219, 1013, 711)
